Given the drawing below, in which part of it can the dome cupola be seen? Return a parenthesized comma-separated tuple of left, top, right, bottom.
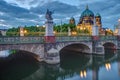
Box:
(81, 5, 94, 18)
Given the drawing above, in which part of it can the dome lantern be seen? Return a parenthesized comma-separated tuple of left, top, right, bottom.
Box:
(81, 5, 94, 18)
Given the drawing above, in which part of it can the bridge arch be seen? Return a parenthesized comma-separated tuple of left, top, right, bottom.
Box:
(59, 43, 91, 61)
(103, 42, 117, 50)
(60, 43, 91, 53)
(0, 49, 40, 61)
(0, 44, 45, 60)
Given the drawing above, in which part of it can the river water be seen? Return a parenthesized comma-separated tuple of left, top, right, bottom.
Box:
(0, 50, 120, 80)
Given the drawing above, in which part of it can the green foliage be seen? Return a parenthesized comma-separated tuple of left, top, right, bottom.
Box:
(54, 23, 76, 32)
(0, 31, 2, 36)
(6, 23, 77, 36)
(9, 50, 16, 54)
(6, 27, 20, 36)
(6, 26, 45, 36)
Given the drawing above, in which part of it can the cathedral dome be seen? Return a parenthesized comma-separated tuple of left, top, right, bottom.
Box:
(81, 5, 94, 18)
(70, 17, 75, 20)
(95, 13, 101, 17)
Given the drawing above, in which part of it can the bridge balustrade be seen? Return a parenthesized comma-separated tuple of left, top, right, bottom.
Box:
(99, 36, 117, 41)
(0, 36, 118, 44)
(0, 36, 44, 44)
(56, 36, 92, 42)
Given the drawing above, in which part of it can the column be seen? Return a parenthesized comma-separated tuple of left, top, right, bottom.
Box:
(44, 9, 55, 43)
(20, 27, 24, 36)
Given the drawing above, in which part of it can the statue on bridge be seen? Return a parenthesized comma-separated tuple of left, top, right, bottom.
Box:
(45, 9, 54, 20)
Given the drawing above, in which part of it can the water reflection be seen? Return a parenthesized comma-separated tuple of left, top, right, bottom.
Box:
(0, 50, 120, 80)
(0, 50, 9, 57)
(0, 50, 39, 80)
(80, 70, 87, 78)
(105, 63, 111, 71)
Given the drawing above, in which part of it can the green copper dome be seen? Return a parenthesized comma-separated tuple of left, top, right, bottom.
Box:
(70, 17, 75, 20)
(81, 5, 94, 18)
(96, 13, 101, 17)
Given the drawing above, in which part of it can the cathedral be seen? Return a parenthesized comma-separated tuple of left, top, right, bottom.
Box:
(69, 5, 102, 34)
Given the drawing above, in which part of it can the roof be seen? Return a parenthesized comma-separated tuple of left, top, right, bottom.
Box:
(95, 13, 101, 17)
(81, 5, 94, 18)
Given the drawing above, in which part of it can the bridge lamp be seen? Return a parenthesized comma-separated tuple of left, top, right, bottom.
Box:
(20, 27, 24, 36)
(53, 31, 56, 34)
(72, 31, 77, 36)
(36, 24, 39, 27)
(43, 24, 45, 28)
(80, 27, 83, 30)
(24, 30, 27, 33)
(20, 30, 23, 33)
(36, 24, 42, 35)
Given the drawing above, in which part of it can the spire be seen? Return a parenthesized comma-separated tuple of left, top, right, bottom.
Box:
(86, 5, 89, 10)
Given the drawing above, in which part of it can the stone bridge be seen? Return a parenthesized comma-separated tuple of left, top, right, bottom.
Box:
(0, 36, 120, 64)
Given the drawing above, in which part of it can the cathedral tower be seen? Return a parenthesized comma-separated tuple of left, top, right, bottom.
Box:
(95, 13, 102, 32)
(69, 17, 76, 25)
(77, 5, 102, 35)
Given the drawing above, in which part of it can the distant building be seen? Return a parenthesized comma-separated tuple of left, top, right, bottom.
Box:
(77, 5, 102, 34)
(0, 29, 8, 36)
(69, 17, 76, 25)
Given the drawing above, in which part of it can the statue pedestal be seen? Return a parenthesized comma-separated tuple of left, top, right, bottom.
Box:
(44, 36, 55, 43)
(92, 36, 99, 41)
(44, 9, 55, 43)
(44, 20, 55, 43)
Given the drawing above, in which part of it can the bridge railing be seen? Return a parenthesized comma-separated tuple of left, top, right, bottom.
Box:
(0, 36, 118, 44)
(56, 36, 92, 42)
(99, 36, 117, 41)
(0, 36, 44, 44)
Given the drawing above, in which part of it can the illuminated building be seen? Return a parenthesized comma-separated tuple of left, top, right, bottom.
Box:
(77, 5, 102, 34)
(69, 17, 76, 25)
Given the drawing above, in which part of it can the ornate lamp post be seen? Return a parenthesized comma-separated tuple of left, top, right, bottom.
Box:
(20, 27, 24, 36)
(36, 24, 41, 36)
(19, 27, 27, 36)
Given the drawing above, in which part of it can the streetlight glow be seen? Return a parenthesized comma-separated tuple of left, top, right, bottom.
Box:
(118, 19, 120, 22)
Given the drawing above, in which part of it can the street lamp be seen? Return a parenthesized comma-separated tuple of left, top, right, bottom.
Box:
(36, 24, 41, 36)
(60, 20, 62, 36)
(43, 24, 45, 28)
(19, 27, 27, 36)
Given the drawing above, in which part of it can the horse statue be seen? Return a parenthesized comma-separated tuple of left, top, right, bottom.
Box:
(45, 9, 54, 20)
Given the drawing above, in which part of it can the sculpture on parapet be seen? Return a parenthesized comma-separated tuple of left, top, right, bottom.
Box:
(45, 9, 53, 20)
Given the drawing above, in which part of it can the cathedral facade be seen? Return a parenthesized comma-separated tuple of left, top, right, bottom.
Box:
(76, 5, 102, 34)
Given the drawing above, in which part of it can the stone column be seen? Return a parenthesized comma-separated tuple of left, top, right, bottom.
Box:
(44, 9, 55, 43)
(20, 27, 24, 36)
(92, 24, 99, 40)
(92, 23, 104, 54)
(68, 27, 71, 36)
(117, 19, 120, 40)
(118, 19, 120, 35)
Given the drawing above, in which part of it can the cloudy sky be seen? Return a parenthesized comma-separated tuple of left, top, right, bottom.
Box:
(0, 0, 120, 29)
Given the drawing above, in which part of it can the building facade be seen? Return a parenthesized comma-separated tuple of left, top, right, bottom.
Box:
(77, 5, 102, 34)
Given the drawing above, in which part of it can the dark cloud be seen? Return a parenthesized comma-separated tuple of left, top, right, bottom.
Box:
(0, 0, 120, 29)
(30, 1, 80, 24)
(0, 0, 40, 28)
(0, 0, 29, 14)
(77, 0, 120, 28)
(30, 1, 79, 14)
